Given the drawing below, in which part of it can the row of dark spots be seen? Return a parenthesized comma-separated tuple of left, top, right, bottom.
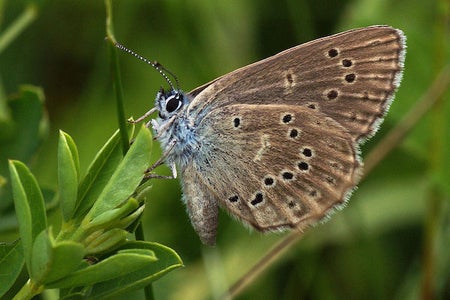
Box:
(252, 171, 295, 206)
(282, 114, 300, 139)
(228, 188, 266, 206)
(227, 134, 313, 207)
(262, 171, 293, 188)
(327, 49, 354, 69)
(298, 147, 312, 171)
(227, 165, 311, 207)
(326, 48, 356, 100)
(228, 193, 264, 207)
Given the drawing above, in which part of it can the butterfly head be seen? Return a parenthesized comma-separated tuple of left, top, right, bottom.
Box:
(113, 42, 187, 120)
(155, 88, 188, 120)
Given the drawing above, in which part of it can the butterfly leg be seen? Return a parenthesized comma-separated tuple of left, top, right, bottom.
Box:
(129, 107, 158, 124)
(144, 139, 177, 179)
(151, 114, 177, 140)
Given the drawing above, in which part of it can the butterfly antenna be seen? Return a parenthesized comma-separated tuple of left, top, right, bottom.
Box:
(114, 42, 179, 92)
(153, 61, 181, 92)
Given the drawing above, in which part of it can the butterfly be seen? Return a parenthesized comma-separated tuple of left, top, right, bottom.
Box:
(117, 25, 405, 245)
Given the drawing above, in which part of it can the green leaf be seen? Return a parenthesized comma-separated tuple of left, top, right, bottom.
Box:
(30, 230, 85, 285)
(87, 241, 183, 299)
(45, 241, 85, 283)
(46, 247, 158, 289)
(59, 286, 92, 299)
(0, 85, 48, 165)
(74, 126, 134, 219)
(84, 228, 128, 255)
(58, 131, 80, 221)
(0, 186, 57, 233)
(30, 229, 51, 284)
(0, 240, 24, 298)
(88, 126, 152, 219)
(0, 85, 48, 226)
(115, 202, 145, 231)
(8, 160, 47, 274)
(87, 197, 139, 230)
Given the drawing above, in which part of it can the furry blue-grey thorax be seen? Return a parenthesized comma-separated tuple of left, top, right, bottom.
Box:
(151, 88, 200, 169)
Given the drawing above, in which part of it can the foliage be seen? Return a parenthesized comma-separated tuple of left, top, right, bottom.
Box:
(2, 125, 182, 299)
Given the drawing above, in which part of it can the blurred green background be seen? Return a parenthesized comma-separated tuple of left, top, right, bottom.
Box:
(0, 0, 448, 299)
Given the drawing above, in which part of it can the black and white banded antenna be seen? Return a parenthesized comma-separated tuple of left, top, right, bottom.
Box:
(114, 42, 180, 94)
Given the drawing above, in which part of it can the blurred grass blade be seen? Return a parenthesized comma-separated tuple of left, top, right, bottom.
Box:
(109, 41, 129, 155)
(58, 131, 80, 221)
(8, 160, 47, 274)
(0, 4, 38, 55)
(105, 0, 129, 154)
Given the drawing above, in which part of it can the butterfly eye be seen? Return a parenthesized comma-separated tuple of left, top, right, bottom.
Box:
(165, 95, 182, 113)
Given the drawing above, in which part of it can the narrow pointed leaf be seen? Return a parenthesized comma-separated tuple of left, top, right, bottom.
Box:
(88, 197, 139, 230)
(46, 249, 157, 288)
(30, 230, 85, 284)
(84, 228, 128, 255)
(88, 127, 152, 219)
(58, 131, 80, 221)
(43, 241, 85, 284)
(74, 126, 134, 219)
(87, 241, 183, 299)
(8, 160, 47, 273)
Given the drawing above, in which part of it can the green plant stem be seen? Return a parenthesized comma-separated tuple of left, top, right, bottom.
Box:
(0, 4, 37, 55)
(13, 280, 43, 300)
(105, 0, 129, 155)
(143, 282, 155, 300)
(135, 222, 145, 241)
(135, 223, 154, 300)
(422, 188, 442, 300)
(105, 2, 154, 299)
(222, 231, 304, 300)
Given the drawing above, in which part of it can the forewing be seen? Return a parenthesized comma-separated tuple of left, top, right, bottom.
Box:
(187, 26, 405, 143)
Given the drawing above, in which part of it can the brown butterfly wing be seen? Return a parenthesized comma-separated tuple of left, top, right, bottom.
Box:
(181, 26, 405, 244)
(187, 26, 405, 143)
(183, 104, 360, 235)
